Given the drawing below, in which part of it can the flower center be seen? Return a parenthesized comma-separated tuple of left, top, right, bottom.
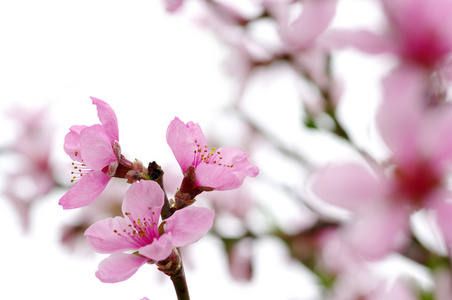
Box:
(70, 160, 92, 183)
(193, 140, 234, 168)
(112, 210, 159, 248)
(393, 161, 442, 208)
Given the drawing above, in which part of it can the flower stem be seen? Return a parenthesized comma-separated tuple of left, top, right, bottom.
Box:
(157, 248, 190, 300)
(170, 260, 190, 300)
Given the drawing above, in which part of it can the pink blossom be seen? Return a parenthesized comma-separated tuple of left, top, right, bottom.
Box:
(163, 0, 183, 12)
(4, 105, 55, 230)
(311, 84, 452, 259)
(329, 0, 452, 69)
(329, 273, 416, 300)
(274, 0, 338, 51)
(60, 180, 128, 253)
(85, 180, 215, 283)
(166, 117, 259, 191)
(227, 238, 253, 282)
(59, 97, 133, 209)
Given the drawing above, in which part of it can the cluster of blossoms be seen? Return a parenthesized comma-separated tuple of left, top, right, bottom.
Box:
(5, 0, 452, 299)
(58, 97, 258, 295)
(161, 0, 452, 299)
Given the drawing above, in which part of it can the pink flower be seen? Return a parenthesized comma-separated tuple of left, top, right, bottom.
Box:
(329, 0, 452, 69)
(330, 273, 416, 300)
(59, 97, 133, 209)
(166, 117, 259, 191)
(84, 180, 215, 283)
(273, 0, 338, 51)
(163, 0, 183, 12)
(311, 84, 452, 259)
(4, 105, 56, 230)
(60, 180, 129, 253)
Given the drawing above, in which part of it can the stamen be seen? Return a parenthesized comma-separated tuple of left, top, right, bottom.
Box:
(192, 140, 233, 168)
(70, 161, 91, 182)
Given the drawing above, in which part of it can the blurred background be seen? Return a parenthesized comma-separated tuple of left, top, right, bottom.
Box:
(0, 0, 438, 299)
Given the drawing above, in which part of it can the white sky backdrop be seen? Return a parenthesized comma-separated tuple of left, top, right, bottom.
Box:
(0, 0, 431, 299)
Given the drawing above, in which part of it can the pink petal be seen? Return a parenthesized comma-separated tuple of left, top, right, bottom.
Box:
(95, 252, 148, 283)
(324, 29, 395, 54)
(421, 107, 452, 167)
(195, 147, 259, 190)
(139, 234, 173, 261)
(63, 125, 87, 161)
(164, 206, 215, 247)
(164, 0, 184, 12)
(282, 0, 337, 48)
(428, 192, 452, 246)
(166, 117, 208, 173)
(347, 202, 410, 260)
(85, 216, 142, 254)
(90, 97, 119, 145)
(59, 170, 110, 209)
(376, 66, 427, 165)
(122, 181, 164, 230)
(79, 124, 117, 170)
(311, 163, 386, 211)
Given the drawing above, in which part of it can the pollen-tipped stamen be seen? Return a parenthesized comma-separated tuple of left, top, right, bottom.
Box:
(70, 161, 92, 183)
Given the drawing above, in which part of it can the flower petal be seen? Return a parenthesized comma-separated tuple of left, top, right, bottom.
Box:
(122, 180, 164, 230)
(95, 252, 148, 283)
(63, 125, 87, 161)
(91, 97, 119, 145)
(281, 0, 337, 48)
(428, 192, 452, 246)
(139, 234, 173, 261)
(421, 107, 452, 167)
(347, 202, 410, 260)
(324, 29, 396, 54)
(195, 147, 259, 190)
(59, 170, 110, 209)
(79, 124, 117, 170)
(85, 216, 142, 254)
(310, 162, 386, 211)
(166, 117, 208, 172)
(164, 0, 184, 12)
(164, 206, 215, 247)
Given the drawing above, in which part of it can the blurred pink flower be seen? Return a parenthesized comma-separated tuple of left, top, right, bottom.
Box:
(274, 0, 338, 51)
(329, 273, 416, 300)
(163, 0, 183, 12)
(329, 0, 452, 69)
(59, 97, 134, 209)
(166, 117, 259, 191)
(60, 180, 128, 253)
(228, 238, 253, 282)
(311, 80, 452, 259)
(207, 188, 254, 219)
(85, 180, 215, 283)
(4, 105, 56, 230)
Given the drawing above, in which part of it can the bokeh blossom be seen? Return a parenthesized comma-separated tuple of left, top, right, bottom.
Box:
(85, 180, 215, 283)
(59, 97, 136, 209)
(3, 105, 55, 230)
(329, 0, 452, 70)
(311, 89, 452, 259)
(166, 117, 259, 192)
(163, 0, 183, 12)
